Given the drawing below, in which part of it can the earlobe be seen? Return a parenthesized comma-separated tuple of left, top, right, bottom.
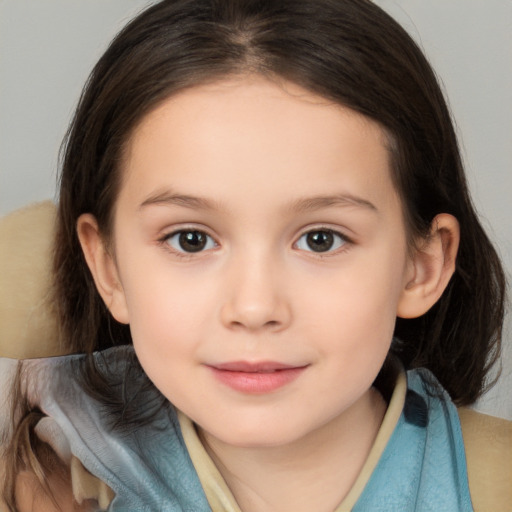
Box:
(397, 214, 460, 319)
(76, 214, 130, 324)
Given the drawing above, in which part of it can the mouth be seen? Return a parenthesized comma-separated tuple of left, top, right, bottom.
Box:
(207, 361, 308, 393)
(212, 361, 304, 372)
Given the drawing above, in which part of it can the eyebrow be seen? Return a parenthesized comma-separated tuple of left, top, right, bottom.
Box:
(289, 194, 378, 214)
(139, 190, 224, 211)
(139, 189, 378, 214)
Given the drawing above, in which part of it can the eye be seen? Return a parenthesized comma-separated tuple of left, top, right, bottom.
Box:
(295, 229, 347, 253)
(165, 230, 216, 253)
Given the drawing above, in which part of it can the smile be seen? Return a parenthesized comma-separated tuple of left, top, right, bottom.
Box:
(207, 361, 308, 394)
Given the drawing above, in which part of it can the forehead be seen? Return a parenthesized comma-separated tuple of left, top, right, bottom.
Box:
(119, 76, 399, 216)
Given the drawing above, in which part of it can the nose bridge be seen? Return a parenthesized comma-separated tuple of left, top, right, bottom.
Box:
(220, 244, 291, 331)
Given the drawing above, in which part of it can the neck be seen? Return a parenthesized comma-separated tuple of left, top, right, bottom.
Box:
(199, 387, 386, 512)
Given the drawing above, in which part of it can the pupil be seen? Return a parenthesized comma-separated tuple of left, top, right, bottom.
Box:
(307, 231, 333, 252)
(179, 231, 206, 252)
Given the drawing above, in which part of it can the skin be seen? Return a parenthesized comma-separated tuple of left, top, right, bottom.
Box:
(78, 76, 459, 511)
(15, 470, 91, 512)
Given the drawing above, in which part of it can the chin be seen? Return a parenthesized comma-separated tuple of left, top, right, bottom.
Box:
(205, 418, 317, 449)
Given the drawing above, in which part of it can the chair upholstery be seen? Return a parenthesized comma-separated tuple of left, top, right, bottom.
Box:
(0, 201, 62, 359)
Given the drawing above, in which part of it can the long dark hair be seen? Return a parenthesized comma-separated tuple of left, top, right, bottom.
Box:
(3, 0, 506, 507)
(55, 0, 505, 404)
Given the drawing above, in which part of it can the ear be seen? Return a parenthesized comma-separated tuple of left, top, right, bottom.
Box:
(76, 214, 130, 324)
(397, 213, 460, 319)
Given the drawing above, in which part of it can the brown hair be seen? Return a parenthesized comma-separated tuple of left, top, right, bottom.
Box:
(54, 0, 505, 403)
(3, 0, 506, 507)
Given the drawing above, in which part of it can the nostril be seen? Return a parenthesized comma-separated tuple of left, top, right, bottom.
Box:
(230, 320, 280, 329)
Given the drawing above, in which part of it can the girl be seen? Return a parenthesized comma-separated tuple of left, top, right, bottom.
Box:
(1, 0, 509, 510)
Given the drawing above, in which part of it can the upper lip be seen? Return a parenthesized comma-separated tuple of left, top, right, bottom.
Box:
(209, 361, 307, 373)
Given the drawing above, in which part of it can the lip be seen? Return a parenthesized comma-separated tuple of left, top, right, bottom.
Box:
(207, 361, 308, 394)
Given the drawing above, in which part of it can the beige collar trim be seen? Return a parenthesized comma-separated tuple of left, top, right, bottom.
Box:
(178, 366, 407, 512)
(334, 367, 406, 511)
(178, 411, 243, 512)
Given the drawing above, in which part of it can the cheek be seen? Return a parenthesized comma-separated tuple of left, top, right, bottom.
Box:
(123, 272, 210, 401)
(119, 257, 219, 352)
(301, 256, 405, 329)
(295, 248, 407, 371)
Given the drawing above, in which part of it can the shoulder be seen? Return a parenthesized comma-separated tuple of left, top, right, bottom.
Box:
(458, 407, 512, 512)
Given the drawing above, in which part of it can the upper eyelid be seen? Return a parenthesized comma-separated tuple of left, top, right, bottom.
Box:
(295, 225, 352, 242)
(159, 225, 217, 241)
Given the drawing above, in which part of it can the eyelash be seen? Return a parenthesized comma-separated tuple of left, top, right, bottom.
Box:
(158, 226, 352, 258)
(294, 228, 350, 256)
(158, 228, 218, 259)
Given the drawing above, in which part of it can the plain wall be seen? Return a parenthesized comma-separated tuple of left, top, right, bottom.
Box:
(1, 0, 511, 420)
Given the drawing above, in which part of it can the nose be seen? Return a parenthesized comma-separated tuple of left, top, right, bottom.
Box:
(219, 253, 292, 333)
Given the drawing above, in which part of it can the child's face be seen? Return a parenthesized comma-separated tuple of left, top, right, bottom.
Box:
(105, 76, 414, 447)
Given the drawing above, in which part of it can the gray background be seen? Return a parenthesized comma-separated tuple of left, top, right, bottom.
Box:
(1, 0, 511, 420)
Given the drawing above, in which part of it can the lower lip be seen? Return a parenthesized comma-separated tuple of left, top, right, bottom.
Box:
(209, 367, 306, 394)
